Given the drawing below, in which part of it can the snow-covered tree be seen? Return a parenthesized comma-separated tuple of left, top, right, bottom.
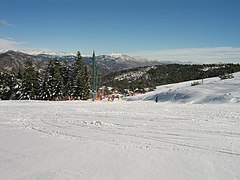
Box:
(0, 72, 12, 100)
(40, 59, 64, 100)
(71, 51, 90, 100)
(19, 60, 40, 100)
(61, 60, 71, 99)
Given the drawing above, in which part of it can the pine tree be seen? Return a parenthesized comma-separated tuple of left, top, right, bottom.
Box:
(39, 70, 51, 100)
(71, 51, 90, 100)
(0, 72, 12, 100)
(10, 71, 22, 100)
(52, 59, 64, 100)
(6, 69, 24, 100)
(81, 65, 90, 99)
(61, 60, 71, 99)
(19, 60, 40, 100)
(41, 59, 64, 100)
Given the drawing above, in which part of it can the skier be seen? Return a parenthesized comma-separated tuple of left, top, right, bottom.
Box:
(155, 95, 158, 103)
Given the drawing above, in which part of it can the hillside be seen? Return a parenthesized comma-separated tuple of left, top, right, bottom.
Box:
(102, 63, 240, 93)
(127, 71, 240, 104)
(0, 50, 48, 72)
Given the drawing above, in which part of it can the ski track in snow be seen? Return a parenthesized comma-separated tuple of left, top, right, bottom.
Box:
(7, 101, 240, 156)
(1, 101, 240, 180)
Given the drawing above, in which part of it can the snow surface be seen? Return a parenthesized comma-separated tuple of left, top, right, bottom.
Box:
(1, 72, 240, 180)
(127, 72, 240, 104)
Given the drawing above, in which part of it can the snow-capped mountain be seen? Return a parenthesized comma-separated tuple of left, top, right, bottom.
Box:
(0, 50, 163, 72)
(6, 49, 77, 57)
(93, 54, 161, 72)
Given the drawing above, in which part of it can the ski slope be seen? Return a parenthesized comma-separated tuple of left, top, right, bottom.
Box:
(0, 73, 240, 180)
(127, 72, 240, 104)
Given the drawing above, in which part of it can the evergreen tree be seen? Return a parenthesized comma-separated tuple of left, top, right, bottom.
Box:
(71, 51, 90, 100)
(39, 70, 51, 100)
(61, 60, 71, 99)
(52, 59, 64, 100)
(41, 59, 64, 100)
(81, 65, 90, 100)
(6, 68, 24, 100)
(19, 60, 40, 100)
(10, 71, 22, 100)
(0, 72, 12, 100)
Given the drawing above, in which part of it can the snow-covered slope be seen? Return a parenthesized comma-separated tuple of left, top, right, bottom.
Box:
(1, 100, 240, 180)
(1, 73, 240, 180)
(127, 72, 240, 104)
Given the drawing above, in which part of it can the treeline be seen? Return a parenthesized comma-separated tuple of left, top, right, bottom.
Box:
(102, 63, 240, 93)
(0, 52, 90, 100)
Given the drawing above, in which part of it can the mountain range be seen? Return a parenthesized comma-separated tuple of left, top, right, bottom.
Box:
(0, 50, 162, 73)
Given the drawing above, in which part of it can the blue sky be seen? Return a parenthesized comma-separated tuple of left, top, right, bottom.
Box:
(1, 0, 240, 63)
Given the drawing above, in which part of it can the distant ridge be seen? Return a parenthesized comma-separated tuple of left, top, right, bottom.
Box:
(0, 50, 163, 73)
(0, 50, 49, 72)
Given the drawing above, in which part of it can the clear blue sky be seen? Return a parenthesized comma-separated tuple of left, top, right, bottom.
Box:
(1, 0, 240, 62)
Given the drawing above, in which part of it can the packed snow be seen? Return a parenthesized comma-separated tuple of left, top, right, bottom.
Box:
(0, 72, 240, 180)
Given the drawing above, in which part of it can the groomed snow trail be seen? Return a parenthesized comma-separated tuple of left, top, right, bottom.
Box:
(1, 100, 240, 180)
